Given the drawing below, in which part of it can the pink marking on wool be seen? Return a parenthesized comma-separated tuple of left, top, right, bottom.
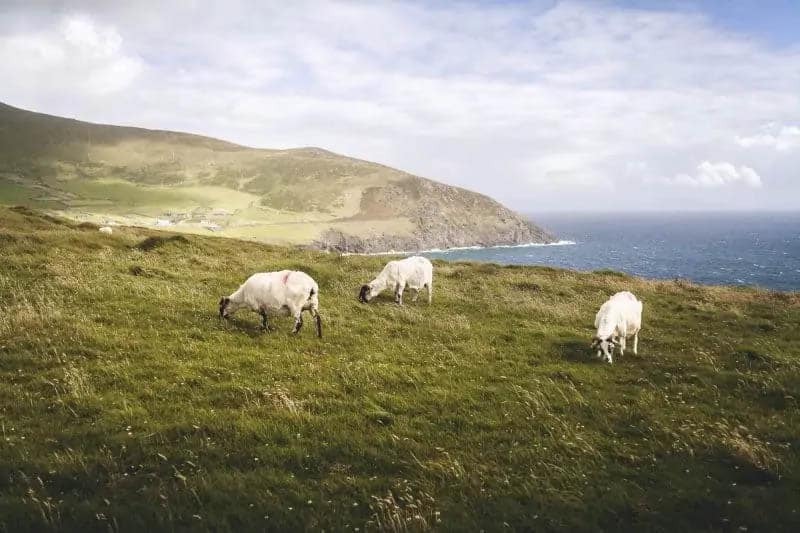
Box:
(281, 271, 291, 284)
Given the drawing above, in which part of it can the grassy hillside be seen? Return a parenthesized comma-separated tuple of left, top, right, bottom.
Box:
(0, 102, 551, 251)
(1, 206, 799, 531)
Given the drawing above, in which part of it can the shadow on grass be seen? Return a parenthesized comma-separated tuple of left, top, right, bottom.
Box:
(553, 339, 597, 364)
(218, 314, 312, 339)
(218, 316, 269, 338)
(134, 234, 190, 251)
(551, 338, 646, 366)
(360, 293, 426, 306)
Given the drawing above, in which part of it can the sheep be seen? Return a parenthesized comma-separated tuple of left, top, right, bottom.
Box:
(99, 226, 113, 235)
(219, 270, 322, 337)
(591, 291, 643, 364)
(359, 256, 433, 305)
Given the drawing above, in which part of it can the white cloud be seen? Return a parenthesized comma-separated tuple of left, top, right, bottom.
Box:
(0, 1, 798, 210)
(0, 14, 143, 96)
(61, 15, 121, 56)
(737, 124, 800, 152)
(669, 161, 763, 188)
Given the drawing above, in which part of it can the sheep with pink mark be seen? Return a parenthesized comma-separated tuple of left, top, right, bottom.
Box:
(219, 270, 322, 337)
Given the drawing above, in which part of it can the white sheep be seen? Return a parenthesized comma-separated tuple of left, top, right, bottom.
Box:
(219, 270, 322, 337)
(99, 226, 113, 234)
(591, 291, 643, 364)
(359, 256, 433, 305)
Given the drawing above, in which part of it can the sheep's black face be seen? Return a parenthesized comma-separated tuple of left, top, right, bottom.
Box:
(358, 285, 371, 303)
(591, 336, 616, 362)
(219, 297, 231, 318)
(595, 336, 617, 363)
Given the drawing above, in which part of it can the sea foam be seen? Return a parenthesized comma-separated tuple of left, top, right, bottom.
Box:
(348, 239, 577, 256)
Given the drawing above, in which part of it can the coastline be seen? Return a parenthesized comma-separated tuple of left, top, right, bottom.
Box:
(343, 239, 577, 256)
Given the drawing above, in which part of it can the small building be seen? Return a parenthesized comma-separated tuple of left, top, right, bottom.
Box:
(200, 220, 222, 231)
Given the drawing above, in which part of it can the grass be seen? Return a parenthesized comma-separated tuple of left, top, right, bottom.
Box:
(55, 180, 260, 214)
(0, 178, 62, 209)
(0, 206, 799, 531)
(0, 179, 36, 204)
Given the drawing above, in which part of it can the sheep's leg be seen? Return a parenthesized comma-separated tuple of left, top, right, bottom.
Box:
(291, 315, 303, 334)
(426, 282, 432, 304)
(259, 309, 269, 331)
(310, 307, 322, 338)
(619, 336, 626, 356)
(290, 305, 303, 334)
(394, 281, 405, 305)
(633, 332, 639, 355)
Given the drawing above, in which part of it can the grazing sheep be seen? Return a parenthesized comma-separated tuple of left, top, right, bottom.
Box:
(99, 226, 113, 235)
(219, 270, 322, 337)
(359, 256, 433, 305)
(591, 291, 643, 364)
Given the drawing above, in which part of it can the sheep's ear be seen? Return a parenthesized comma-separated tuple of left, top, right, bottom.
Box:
(590, 336, 599, 348)
(219, 297, 229, 306)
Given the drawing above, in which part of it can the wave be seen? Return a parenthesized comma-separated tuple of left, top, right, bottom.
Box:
(348, 239, 577, 256)
(482, 239, 576, 250)
(425, 240, 577, 253)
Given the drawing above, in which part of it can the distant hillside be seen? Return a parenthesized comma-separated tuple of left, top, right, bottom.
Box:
(0, 102, 553, 251)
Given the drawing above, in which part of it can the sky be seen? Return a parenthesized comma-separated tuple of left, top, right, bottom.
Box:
(1, 0, 798, 212)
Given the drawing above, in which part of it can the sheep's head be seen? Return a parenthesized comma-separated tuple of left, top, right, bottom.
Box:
(358, 284, 372, 303)
(591, 335, 617, 362)
(218, 296, 231, 318)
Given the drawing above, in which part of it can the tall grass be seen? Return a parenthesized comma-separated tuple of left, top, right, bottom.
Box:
(0, 206, 798, 531)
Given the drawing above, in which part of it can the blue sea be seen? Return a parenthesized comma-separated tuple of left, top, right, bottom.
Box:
(422, 212, 800, 292)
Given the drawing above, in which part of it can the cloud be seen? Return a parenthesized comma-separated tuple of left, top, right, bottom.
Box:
(61, 15, 121, 56)
(737, 124, 800, 151)
(0, 1, 798, 210)
(0, 14, 143, 96)
(669, 161, 763, 188)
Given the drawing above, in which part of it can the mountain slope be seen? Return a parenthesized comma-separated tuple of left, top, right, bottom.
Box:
(0, 102, 552, 251)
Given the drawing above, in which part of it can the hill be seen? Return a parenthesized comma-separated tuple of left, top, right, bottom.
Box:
(0, 102, 552, 252)
(0, 206, 798, 531)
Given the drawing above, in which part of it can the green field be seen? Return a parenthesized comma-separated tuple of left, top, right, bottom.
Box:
(0, 206, 798, 531)
(0, 178, 62, 209)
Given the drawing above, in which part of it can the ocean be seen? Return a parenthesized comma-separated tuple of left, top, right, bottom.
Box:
(421, 212, 800, 292)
